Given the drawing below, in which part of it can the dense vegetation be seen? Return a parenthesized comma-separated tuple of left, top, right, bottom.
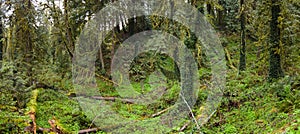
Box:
(0, 0, 299, 133)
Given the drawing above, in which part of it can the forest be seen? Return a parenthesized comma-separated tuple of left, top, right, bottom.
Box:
(0, 0, 299, 133)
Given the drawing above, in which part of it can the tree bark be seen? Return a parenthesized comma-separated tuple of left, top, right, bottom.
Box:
(239, 0, 246, 72)
(64, 0, 74, 58)
(0, 12, 3, 61)
(217, 0, 225, 30)
(14, 0, 34, 84)
(128, 14, 136, 55)
(269, 0, 284, 80)
(207, 3, 215, 19)
(99, 42, 105, 72)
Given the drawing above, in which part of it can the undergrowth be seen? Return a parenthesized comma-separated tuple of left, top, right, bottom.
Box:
(0, 35, 299, 133)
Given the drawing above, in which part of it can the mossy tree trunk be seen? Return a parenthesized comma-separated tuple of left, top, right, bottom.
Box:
(0, 12, 3, 61)
(14, 0, 35, 83)
(239, 0, 246, 72)
(63, 0, 74, 59)
(269, 0, 284, 80)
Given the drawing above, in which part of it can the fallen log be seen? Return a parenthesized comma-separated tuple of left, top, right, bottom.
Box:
(91, 96, 135, 104)
(25, 89, 39, 134)
(70, 94, 136, 104)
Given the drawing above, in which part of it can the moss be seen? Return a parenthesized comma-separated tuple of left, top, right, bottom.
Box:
(35, 89, 90, 132)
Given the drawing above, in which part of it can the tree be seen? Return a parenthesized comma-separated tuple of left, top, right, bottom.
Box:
(0, 8, 3, 61)
(239, 0, 246, 71)
(269, 0, 284, 79)
(217, 0, 225, 30)
(14, 0, 36, 82)
(223, 0, 240, 32)
(63, 0, 74, 58)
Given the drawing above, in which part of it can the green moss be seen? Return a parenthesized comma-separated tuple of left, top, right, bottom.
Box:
(36, 89, 90, 132)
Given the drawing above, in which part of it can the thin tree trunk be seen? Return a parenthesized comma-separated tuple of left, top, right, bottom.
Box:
(64, 0, 74, 58)
(99, 43, 105, 72)
(217, 0, 225, 30)
(207, 3, 212, 15)
(239, 0, 246, 72)
(0, 13, 3, 61)
(269, 0, 284, 80)
(51, 0, 61, 65)
(0, 0, 2, 62)
(6, 20, 13, 60)
(207, 3, 215, 19)
(25, 0, 33, 83)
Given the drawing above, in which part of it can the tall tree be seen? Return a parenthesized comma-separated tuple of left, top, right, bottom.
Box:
(14, 0, 36, 82)
(239, 0, 246, 71)
(0, 7, 3, 61)
(269, 0, 284, 79)
(217, 0, 225, 30)
(63, 0, 74, 58)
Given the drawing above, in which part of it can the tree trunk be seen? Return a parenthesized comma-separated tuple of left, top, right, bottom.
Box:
(217, 0, 225, 30)
(99, 42, 105, 72)
(5, 18, 13, 60)
(25, 0, 34, 81)
(0, 13, 3, 61)
(128, 16, 136, 55)
(207, 3, 212, 16)
(269, 0, 284, 80)
(239, 0, 246, 72)
(207, 3, 215, 19)
(64, 0, 74, 58)
(0, 0, 2, 62)
(14, 0, 34, 83)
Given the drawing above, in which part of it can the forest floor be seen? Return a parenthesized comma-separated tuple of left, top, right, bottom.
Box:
(0, 35, 299, 133)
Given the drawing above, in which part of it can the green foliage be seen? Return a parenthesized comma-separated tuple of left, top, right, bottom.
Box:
(0, 0, 299, 133)
(129, 51, 157, 83)
(129, 51, 180, 84)
(0, 63, 30, 133)
(36, 89, 91, 132)
(223, 124, 237, 134)
(96, 79, 117, 97)
(200, 69, 300, 133)
(221, 0, 240, 32)
(0, 110, 29, 133)
(0, 62, 29, 108)
(270, 76, 300, 112)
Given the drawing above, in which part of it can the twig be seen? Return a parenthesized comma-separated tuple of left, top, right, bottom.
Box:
(179, 120, 190, 132)
(95, 73, 119, 86)
(78, 128, 100, 134)
(89, 114, 101, 129)
(179, 93, 201, 130)
(179, 109, 217, 132)
(151, 106, 173, 117)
